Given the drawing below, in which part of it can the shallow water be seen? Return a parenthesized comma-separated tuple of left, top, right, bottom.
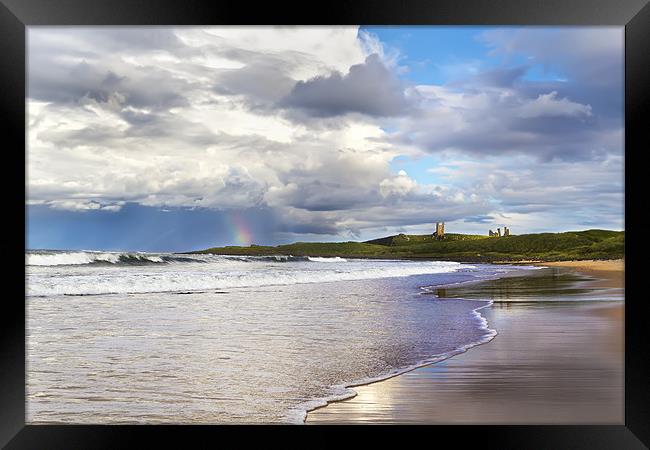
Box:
(424, 266, 624, 302)
(307, 267, 624, 424)
(308, 299, 624, 424)
(26, 251, 533, 423)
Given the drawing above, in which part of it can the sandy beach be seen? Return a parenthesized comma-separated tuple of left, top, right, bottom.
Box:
(541, 259, 624, 289)
(306, 261, 624, 424)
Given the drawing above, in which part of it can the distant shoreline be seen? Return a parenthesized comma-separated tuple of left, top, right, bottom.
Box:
(191, 230, 624, 263)
(537, 259, 624, 289)
(539, 258, 624, 272)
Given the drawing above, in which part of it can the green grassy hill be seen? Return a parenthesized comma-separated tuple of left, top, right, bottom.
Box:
(366, 232, 488, 246)
(192, 229, 624, 262)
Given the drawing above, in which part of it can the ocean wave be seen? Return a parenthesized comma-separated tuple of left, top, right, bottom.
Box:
(221, 255, 347, 263)
(26, 259, 466, 297)
(307, 257, 347, 263)
(27, 251, 354, 267)
(26, 251, 202, 267)
(289, 299, 497, 424)
(220, 255, 311, 263)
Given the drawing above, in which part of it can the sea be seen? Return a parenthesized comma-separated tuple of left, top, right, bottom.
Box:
(26, 249, 536, 424)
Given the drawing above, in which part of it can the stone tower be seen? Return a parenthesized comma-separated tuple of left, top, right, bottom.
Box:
(490, 227, 511, 237)
(434, 222, 445, 240)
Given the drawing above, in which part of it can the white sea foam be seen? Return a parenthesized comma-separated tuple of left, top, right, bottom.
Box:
(26, 255, 466, 297)
(307, 256, 347, 262)
(289, 298, 498, 424)
(27, 252, 120, 266)
(26, 251, 166, 266)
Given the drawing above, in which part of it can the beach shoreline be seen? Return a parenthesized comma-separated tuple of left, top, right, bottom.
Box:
(539, 259, 624, 289)
(306, 260, 624, 424)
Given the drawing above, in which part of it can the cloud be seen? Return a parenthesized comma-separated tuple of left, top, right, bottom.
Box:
(457, 65, 530, 88)
(386, 28, 622, 163)
(389, 80, 611, 161)
(26, 27, 624, 242)
(463, 215, 495, 224)
(28, 27, 433, 237)
(28, 51, 192, 111)
(214, 58, 297, 103)
(47, 200, 125, 212)
(517, 91, 592, 118)
(480, 27, 623, 119)
(379, 170, 417, 197)
(424, 154, 623, 233)
(280, 54, 413, 117)
(357, 30, 403, 69)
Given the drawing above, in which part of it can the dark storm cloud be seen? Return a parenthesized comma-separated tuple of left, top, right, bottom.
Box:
(27, 28, 196, 115)
(211, 51, 312, 105)
(392, 112, 607, 162)
(269, 181, 383, 212)
(275, 221, 341, 236)
(427, 123, 604, 162)
(28, 58, 191, 110)
(280, 54, 412, 117)
(392, 78, 617, 162)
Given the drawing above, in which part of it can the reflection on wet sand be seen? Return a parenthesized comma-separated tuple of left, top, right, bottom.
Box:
(433, 267, 621, 302)
(307, 266, 623, 424)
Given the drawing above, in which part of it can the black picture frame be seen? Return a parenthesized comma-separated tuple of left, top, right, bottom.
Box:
(2, 0, 648, 447)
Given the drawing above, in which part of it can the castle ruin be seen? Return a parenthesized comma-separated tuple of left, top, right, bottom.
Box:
(489, 226, 510, 237)
(433, 222, 445, 240)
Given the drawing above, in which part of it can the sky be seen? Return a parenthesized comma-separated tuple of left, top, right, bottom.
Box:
(26, 26, 624, 252)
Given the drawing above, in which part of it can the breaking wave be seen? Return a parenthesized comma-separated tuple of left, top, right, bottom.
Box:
(26, 251, 355, 267)
(307, 257, 347, 263)
(26, 251, 469, 297)
(26, 251, 201, 267)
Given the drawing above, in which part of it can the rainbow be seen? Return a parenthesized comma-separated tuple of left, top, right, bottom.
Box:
(226, 212, 254, 246)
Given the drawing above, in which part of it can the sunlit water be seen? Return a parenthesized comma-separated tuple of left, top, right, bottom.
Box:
(26, 250, 535, 423)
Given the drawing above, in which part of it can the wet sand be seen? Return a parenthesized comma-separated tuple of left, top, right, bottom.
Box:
(306, 264, 624, 424)
(541, 259, 624, 289)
